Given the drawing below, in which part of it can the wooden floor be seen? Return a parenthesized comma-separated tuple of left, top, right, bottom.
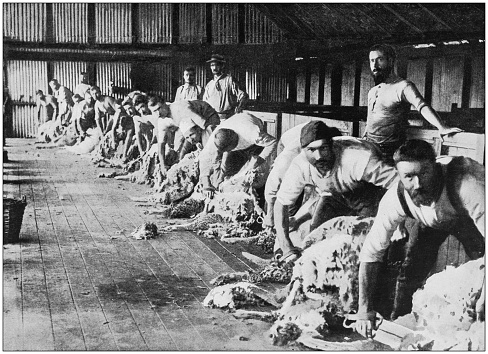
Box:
(2, 139, 287, 351)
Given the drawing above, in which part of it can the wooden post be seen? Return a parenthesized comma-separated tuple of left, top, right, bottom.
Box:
(87, 4, 96, 45)
(131, 3, 139, 44)
(238, 4, 245, 44)
(171, 3, 179, 45)
(286, 61, 297, 103)
(206, 4, 213, 44)
(331, 62, 343, 106)
(45, 3, 54, 44)
(304, 58, 311, 105)
(461, 55, 472, 109)
(318, 60, 326, 105)
(424, 58, 434, 104)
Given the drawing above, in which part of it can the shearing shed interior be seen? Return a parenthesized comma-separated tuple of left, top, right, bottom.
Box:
(2, 2, 486, 351)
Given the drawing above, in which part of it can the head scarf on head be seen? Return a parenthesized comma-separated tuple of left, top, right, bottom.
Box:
(300, 120, 338, 148)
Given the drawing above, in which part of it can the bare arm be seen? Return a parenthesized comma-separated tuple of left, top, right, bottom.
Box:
(274, 201, 293, 252)
(355, 261, 382, 339)
(419, 105, 463, 137)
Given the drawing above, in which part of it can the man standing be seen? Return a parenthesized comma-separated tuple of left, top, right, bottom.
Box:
(35, 90, 58, 126)
(73, 72, 91, 97)
(274, 121, 399, 265)
(198, 112, 277, 199)
(355, 140, 485, 339)
(203, 54, 248, 121)
(365, 44, 462, 163)
(174, 67, 204, 101)
(49, 79, 74, 126)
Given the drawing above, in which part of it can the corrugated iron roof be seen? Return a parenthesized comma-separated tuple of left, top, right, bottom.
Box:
(254, 3, 484, 48)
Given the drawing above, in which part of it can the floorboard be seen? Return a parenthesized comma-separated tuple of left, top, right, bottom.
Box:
(3, 139, 286, 351)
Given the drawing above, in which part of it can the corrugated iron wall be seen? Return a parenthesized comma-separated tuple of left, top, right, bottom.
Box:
(52, 62, 87, 95)
(244, 4, 283, 44)
(263, 68, 287, 102)
(6, 60, 48, 103)
(3, 3, 46, 42)
(212, 4, 238, 44)
(6, 60, 49, 138)
(431, 56, 464, 111)
(138, 4, 172, 44)
(53, 3, 88, 43)
(96, 62, 132, 100)
(179, 3, 206, 44)
(95, 3, 132, 44)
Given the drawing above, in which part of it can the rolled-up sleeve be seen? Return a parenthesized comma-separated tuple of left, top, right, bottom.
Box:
(276, 157, 308, 206)
(458, 170, 485, 237)
(402, 81, 427, 112)
(359, 185, 407, 262)
(362, 154, 399, 190)
(255, 131, 277, 162)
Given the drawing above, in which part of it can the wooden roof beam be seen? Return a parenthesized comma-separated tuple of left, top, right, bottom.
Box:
(382, 4, 424, 34)
(417, 4, 454, 31)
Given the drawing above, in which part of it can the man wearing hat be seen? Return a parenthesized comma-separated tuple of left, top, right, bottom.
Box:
(203, 54, 248, 121)
(273, 120, 399, 265)
(198, 112, 277, 199)
(142, 97, 220, 175)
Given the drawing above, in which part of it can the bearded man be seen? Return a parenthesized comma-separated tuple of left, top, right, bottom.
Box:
(273, 120, 399, 265)
(355, 139, 485, 339)
(364, 44, 462, 163)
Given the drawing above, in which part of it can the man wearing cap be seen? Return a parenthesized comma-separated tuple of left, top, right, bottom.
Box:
(274, 120, 399, 265)
(203, 54, 248, 121)
(174, 67, 204, 102)
(142, 97, 220, 175)
(198, 112, 277, 199)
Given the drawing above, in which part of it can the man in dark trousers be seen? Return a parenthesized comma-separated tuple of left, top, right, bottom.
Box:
(356, 140, 485, 339)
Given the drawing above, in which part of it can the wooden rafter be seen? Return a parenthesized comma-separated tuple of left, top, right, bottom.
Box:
(417, 4, 454, 31)
(381, 4, 424, 34)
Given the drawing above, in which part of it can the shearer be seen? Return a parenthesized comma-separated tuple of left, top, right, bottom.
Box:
(203, 54, 248, 122)
(106, 98, 137, 162)
(74, 91, 97, 138)
(90, 85, 118, 135)
(35, 89, 58, 126)
(365, 44, 462, 164)
(263, 122, 341, 230)
(140, 96, 220, 176)
(356, 139, 485, 339)
(198, 112, 277, 199)
(273, 120, 399, 265)
(49, 79, 74, 127)
(174, 67, 204, 101)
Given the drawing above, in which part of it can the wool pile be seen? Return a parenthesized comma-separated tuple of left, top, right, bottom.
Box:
(131, 222, 158, 240)
(203, 282, 277, 310)
(404, 258, 485, 350)
(150, 150, 200, 203)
